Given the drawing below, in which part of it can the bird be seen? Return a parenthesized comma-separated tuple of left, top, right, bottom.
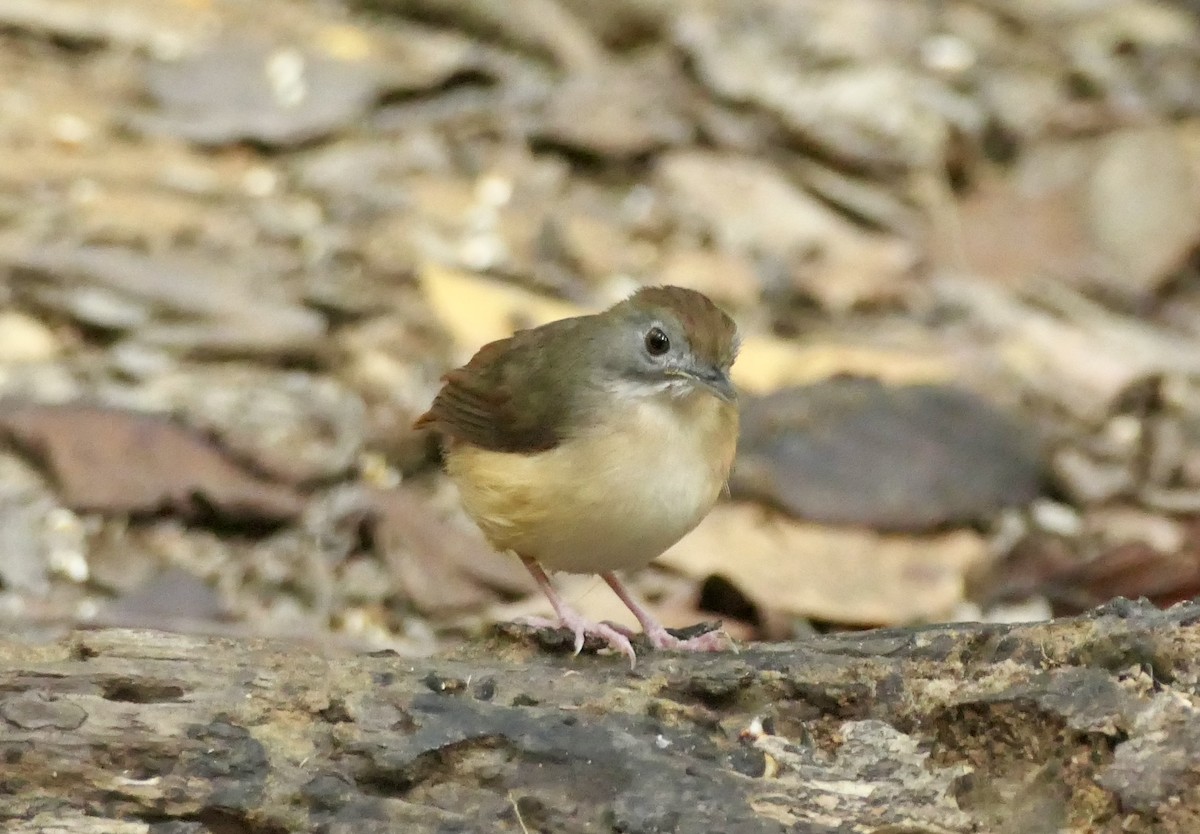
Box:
(414, 285, 740, 665)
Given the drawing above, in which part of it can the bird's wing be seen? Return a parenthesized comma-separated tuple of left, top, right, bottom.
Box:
(414, 321, 581, 454)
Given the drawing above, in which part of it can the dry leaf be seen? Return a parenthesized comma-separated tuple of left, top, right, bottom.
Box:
(0, 403, 303, 523)
(657, 150, 917, 312)
(419, 263, 579, 358)
(733, 379, 1043, 530)
(659, 503, 989, 625)
(734, 337, 953, 395)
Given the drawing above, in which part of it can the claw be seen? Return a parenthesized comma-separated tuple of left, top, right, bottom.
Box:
(516, 614, 638, 667)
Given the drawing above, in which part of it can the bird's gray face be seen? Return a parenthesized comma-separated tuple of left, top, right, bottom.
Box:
(599, 309, 737, 403)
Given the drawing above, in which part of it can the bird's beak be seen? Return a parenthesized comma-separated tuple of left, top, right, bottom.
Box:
(685, 365, 737, 403)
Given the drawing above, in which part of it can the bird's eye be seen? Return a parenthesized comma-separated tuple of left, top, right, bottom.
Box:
(644, 327, 670, 356)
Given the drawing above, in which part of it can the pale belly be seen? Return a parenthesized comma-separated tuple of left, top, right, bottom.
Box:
(445, 393, 737, 573)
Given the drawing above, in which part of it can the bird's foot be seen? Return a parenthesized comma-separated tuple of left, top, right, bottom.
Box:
(517, 614, 638, 667)
(598, 573, 734, 656)
(643, 623, 732, 653)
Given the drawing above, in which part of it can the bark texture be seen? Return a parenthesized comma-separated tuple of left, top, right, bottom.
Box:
(2, 600, 1198, 833)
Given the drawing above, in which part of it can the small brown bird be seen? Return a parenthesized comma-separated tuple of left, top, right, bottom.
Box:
(415, 285, 740, 665)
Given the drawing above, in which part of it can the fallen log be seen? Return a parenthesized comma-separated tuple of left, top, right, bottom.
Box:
(1, 599, 1197, 833)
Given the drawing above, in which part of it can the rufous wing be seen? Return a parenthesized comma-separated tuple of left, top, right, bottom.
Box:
(414, 321, 581, 454)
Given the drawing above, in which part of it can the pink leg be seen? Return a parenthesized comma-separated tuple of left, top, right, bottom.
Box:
(517, 557, 637, 667)
(602, 573, 730, 653)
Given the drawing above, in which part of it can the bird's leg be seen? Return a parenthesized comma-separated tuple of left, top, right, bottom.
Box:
(603, 572, 730, 653)
(517, 556, 637, 667)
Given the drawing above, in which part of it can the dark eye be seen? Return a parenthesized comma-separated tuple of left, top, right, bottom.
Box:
(644, 327, 670, 356)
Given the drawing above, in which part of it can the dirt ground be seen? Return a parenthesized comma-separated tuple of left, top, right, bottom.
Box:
(2, 0, 1200, 658)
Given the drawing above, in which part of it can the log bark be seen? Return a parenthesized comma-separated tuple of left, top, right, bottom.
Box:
(1, 599, 1198, 833)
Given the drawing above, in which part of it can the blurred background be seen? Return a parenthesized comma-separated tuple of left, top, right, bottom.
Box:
(2, 0, 1199, 654)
